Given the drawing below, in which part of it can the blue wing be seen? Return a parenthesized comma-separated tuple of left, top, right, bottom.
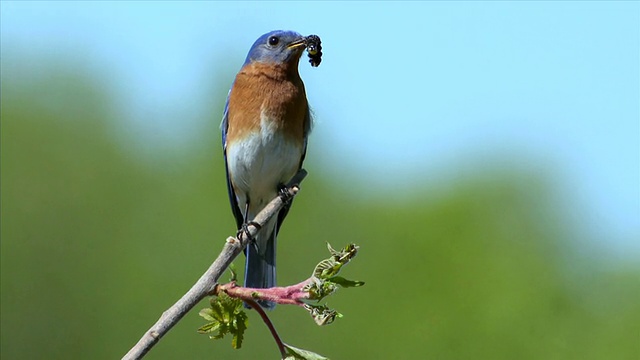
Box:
(221, 91, 244, 229)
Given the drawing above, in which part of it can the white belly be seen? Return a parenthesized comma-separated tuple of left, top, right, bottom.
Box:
(226, 126, 302, 218)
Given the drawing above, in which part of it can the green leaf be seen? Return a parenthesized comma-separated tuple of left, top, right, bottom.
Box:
(328, 243, 359, 264)
(211, 329, 226, 340)
(303, 304, 341, 326)
(231, 310, 248, 349)
(327, 276, 365, 288)
(312, 258, 341, 279)
(198, 308, 217, 322)
(284, 343, 330, 360)
(326, 242, 340, 257)
(198, 292, 248, 349)
(196, 321, 220, 334)
(313, 243, 360, 279)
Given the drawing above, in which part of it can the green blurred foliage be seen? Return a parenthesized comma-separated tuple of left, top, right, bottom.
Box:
(2, 62, 639, 360)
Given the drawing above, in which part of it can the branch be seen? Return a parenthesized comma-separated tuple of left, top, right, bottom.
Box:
(218, 279, 314, 306)
(244, 298, 287, 358)
(122, 169, 308, 360)
(210, 242, 362, 329)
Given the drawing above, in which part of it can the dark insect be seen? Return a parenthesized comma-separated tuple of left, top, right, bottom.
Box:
(305, 35, 322, 67)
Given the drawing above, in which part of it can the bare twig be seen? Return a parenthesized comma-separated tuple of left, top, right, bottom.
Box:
(122, 169, 308, 360)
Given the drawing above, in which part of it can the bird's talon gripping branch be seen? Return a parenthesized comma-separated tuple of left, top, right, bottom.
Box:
(237, 221, 262, 244)
(277, 184, 294, 204)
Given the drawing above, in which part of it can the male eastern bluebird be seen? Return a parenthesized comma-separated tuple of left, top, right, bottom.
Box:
(221, 30, 313, 308)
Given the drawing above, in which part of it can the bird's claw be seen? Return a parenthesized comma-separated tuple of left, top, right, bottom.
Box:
(238, 221, 262, 244)
(278, 183, 294, 204)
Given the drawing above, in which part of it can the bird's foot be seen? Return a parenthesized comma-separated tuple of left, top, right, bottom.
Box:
(278, 183, 293, 204)
(237, 221, 262, 244)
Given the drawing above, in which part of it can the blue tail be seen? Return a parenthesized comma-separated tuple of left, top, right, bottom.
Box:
(244, 226, 276, 309)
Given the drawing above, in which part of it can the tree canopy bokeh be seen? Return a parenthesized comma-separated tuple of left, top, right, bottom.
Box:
(1, 58, 638, 359)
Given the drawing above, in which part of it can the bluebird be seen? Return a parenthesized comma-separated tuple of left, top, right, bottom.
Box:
(221, 30, 313, 308)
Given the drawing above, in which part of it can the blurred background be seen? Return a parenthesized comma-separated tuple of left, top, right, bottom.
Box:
(2, 2, 638, 359)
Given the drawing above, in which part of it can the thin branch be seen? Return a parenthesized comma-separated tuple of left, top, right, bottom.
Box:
(244, 298, 287, 358)
(122, 169, 308, 360)
(218, 279, 314, 306)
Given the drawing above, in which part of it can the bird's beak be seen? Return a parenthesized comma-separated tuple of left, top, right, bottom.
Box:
(286, 37, 307, 50)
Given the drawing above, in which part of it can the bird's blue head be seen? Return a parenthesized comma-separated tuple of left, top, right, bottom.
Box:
(243, 30, 307, 66)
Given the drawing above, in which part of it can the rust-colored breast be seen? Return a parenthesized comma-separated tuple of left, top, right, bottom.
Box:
(226, 62, 309, 146)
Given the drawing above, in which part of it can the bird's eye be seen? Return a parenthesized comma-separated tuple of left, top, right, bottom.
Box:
(268, 36, 279, 46)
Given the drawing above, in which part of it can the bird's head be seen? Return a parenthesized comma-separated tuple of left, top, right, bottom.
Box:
(243, 30, 307, 66)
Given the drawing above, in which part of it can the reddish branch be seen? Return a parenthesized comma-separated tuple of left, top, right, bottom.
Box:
(217, 279, 314, 306)
(244, 298, 287, 358)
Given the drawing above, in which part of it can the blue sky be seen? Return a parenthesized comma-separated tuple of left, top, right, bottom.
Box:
(2, 1, 638, 256)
